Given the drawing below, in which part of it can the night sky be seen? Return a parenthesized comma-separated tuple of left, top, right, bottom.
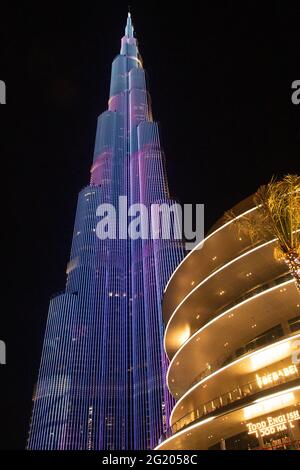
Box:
(0, 2, 299, 450)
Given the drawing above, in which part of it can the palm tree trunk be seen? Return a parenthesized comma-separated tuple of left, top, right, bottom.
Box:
(284, 250, 300, 292)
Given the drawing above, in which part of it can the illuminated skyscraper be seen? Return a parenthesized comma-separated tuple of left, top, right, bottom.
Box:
(28, 14, 184, 450)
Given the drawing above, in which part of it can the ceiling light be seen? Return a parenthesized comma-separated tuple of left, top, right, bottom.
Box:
(250, 341, 290, 369)
(244, 392, 295, 420)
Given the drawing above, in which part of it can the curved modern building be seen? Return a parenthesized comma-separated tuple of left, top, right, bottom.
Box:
(156, 196, 300, 450)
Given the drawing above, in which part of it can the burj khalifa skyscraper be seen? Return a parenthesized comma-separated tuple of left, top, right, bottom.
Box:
(28, 13, 184, 450)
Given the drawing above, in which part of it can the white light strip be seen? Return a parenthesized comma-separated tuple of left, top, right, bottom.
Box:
(164, 237, 277, 355)
(166, 278, 294, 391)
(127, 55, 143, 66)
(169, 333, 300, 427)
(157, 386, 300, 450)
(154, 416, 215, 450)
(254, 386, 300, 403)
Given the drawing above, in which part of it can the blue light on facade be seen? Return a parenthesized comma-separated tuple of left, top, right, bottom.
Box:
(28, 14, 184, 450)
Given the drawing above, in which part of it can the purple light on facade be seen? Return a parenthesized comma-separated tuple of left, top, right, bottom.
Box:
(27, 13, 184, 450)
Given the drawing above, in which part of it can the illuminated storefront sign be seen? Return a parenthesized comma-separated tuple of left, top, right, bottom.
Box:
(247, 410, 300, 438)
(256, 364, 298, 389)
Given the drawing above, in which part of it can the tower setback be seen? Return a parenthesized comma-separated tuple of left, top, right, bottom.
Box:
(28, 14, 184, 450)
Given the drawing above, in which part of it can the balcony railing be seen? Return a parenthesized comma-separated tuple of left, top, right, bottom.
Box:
(213, 272, 292, 325)
(191, 324, 286, 387)
(174, 272, 292, 360)
(158, 365, 300, 444)
(173, 273, 293, 389)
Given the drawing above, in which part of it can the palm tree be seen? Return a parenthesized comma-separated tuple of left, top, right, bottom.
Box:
(226, 175, 300, 291)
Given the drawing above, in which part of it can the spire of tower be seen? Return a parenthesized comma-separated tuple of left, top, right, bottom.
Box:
(125, 11, 134, 38)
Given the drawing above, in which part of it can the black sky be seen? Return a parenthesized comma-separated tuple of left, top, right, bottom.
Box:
(0, 2, 299, 450)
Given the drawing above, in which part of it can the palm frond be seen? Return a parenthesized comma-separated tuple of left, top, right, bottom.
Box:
(226, 174, 300, 291)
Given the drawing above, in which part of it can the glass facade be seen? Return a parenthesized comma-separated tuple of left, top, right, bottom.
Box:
(27, 14, 184, 450)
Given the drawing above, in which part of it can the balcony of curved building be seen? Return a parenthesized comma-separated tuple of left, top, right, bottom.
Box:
(169, 333, 300, 427)
(163, 196, 257, 323)
(171, 323, 300, 400)
(164, 242, 291, 360)
(167, 276, 299, 397)
(156, 383, 300, 450)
